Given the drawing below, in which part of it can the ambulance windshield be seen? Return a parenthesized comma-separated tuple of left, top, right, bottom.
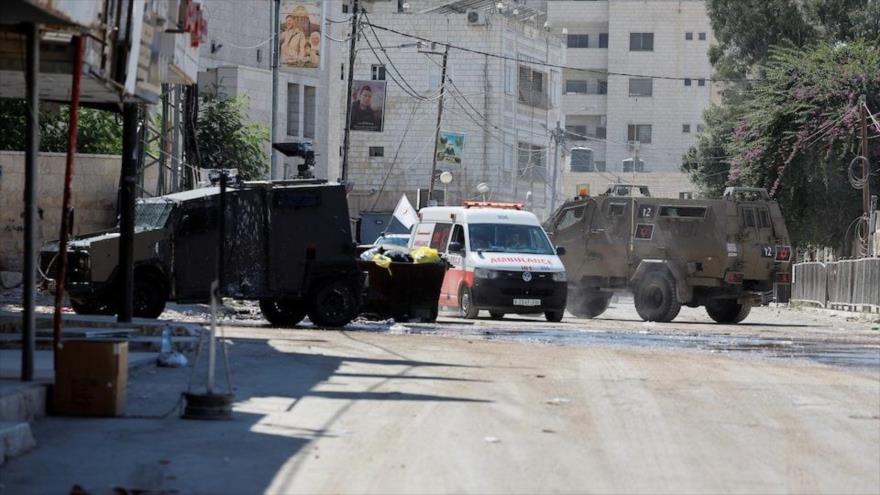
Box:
(468, 224, 555, 255)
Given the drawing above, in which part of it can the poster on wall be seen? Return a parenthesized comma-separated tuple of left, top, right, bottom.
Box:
(279, 1, 322, 68)
(348, 80, 386, 132)
(436, 131, 464, 166)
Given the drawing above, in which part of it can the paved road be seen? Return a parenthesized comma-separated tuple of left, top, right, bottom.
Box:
(1, 304, 878, 494)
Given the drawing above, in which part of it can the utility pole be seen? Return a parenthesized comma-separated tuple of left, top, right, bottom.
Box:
(21, 22, 39, 382)
(270, 0, 281, 180)
(549, 120, 564, 213)
(427, 45, 449, 201)
(341, 0, 361, 183)
(860, 97, 871, 218)
(118, 103, 139, 323)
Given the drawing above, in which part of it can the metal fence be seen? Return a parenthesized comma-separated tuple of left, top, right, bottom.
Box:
(792, 258, 880, 311)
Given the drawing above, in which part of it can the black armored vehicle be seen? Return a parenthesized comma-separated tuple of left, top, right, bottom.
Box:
(40, 180, 361, 327)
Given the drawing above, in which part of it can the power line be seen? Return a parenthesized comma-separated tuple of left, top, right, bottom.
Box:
(363, 21, 759, 83)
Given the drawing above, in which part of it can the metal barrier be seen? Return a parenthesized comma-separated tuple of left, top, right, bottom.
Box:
(792, 258, 880, 311)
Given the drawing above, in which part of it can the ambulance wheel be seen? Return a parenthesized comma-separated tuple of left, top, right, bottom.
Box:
(568, 291, 611, 318)
(489, 311, 505, 319)
(260, 299, 307, 327)
(545, 310, 564, 323)
(634, 272, 681, 323)
(459, 285, 479, 319)
(308, 281, 360, 328)
(705, 300, 751, 324)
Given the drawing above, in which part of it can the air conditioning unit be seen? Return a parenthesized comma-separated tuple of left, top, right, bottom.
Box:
(466, 10, 487, 26)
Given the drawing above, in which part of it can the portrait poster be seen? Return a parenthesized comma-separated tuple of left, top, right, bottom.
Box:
(436, 131, 464, 166)
(349, 80, 386, 132)
(279, 1, 322, 69)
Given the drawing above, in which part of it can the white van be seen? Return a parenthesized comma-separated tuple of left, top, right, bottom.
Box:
(411, 201, 568, 321)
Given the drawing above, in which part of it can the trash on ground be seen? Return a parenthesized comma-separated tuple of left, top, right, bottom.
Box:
(484, 436, 501, 443)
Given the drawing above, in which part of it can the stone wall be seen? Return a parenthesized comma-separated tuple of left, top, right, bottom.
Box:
(0, 151, 120, 272)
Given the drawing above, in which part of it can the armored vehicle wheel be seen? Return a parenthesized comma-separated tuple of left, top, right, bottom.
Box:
(133, 274, 167, 319)
(259, 299, 307, 327)
(459, 285, 480, 319)
(545, 310, 564, 322)
(70, 298, 115, 316)
(568, 291, 611, 318)
(489, 311, 505, 319)
(634, 272, 681, 323)
(705, 300, 751, 324)
(308, 281, 359, 328)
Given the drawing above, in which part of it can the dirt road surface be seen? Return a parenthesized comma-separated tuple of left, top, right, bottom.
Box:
(1, 302, 878, 494)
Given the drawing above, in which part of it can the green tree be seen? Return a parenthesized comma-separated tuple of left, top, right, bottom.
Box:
(685, 42, 880, 250)
(0, 99, 122, 154)
(195, 91, 269, 180)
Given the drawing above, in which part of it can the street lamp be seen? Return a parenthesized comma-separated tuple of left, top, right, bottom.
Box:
(439, 171, 453, 206)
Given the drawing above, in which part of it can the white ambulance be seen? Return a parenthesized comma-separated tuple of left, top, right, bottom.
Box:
(410, 201, 568, 321)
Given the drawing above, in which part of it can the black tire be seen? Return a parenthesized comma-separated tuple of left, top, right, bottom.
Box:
(545, 310, 564, 322)
(132, 274, 167, 319)
(308, 280, 360, 328)
(633, 272, 681, 323)
(459, 285, 479, 319)
(489, 311, 505, 319)
(70, 298, 115, 316)
(705, 300, 751, 324)
(260, 299, 308, 327)
(567, 291, 611, 318)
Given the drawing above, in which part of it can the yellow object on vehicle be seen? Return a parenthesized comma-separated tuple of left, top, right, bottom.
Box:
(372, 253, 393, 274)
(410, 246, 442, 264)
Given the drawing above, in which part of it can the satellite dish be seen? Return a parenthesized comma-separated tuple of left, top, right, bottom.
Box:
(439, 171, 453, 184)
(476, 182, 490, 194)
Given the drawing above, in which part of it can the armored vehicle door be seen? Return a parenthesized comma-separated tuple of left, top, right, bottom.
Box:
(588, 198, 632, 281)
(549, 200, 596, 277)
(738, 203, 776, 279)
(173, 197, 219, 302)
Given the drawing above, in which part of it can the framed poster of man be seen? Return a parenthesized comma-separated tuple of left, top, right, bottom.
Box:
(436, 131, 464, 166)
(280, 1, 322, 68)
(349, 81, 386, 132)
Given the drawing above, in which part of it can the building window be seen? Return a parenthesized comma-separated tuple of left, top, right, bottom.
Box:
(371, 65, 386, 81)
(286, 83, 300, 137)
(369, 146, 384, 157)
(595, 161, 606, 172)
(685, 32, 693, 40)
(696, 124, 705, 133)
(567, 34, 589, 48)
(565, 80, 589, 94)
(682, 124, 691, 133)
(623, 158, 645, 172)
(342, 3, 349, 13)
(517, 142, 546, 179)
(303, 86, 316, 139)
(698, 32, 707, 40)
(595, 126, 606, 139)
(570, 148, 594, 172)
(597, 80, 608, 94)
(629, 33, 654, 51)
(628, 78, 653, 97)
(565, 125, 587, 140)
(504, 61, 516, 95)
(518, 67, 548, 108)
(698, 78, 706, 87)
(598, 33, 608, 48)
(627, 124, 652, 144)
(287, 83, 316, 138)
(684, 78, 692, 86)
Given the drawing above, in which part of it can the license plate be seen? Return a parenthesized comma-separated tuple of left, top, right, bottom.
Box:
(513, 298, 541, 306)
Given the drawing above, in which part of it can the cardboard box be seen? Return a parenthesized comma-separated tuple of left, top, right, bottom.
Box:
(53, 340, 128, 417)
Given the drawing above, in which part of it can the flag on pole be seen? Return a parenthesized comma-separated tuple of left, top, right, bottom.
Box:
(392, 194, 419, 229)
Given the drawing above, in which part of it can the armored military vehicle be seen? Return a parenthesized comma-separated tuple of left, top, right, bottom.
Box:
(546, 186, 792, 323)
(40, 180, 362, 327)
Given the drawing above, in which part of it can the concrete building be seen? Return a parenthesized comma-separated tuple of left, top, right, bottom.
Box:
(344, 0, 565, 221)
(197, 0, 346, 181)
(546, 0, 713, 199)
